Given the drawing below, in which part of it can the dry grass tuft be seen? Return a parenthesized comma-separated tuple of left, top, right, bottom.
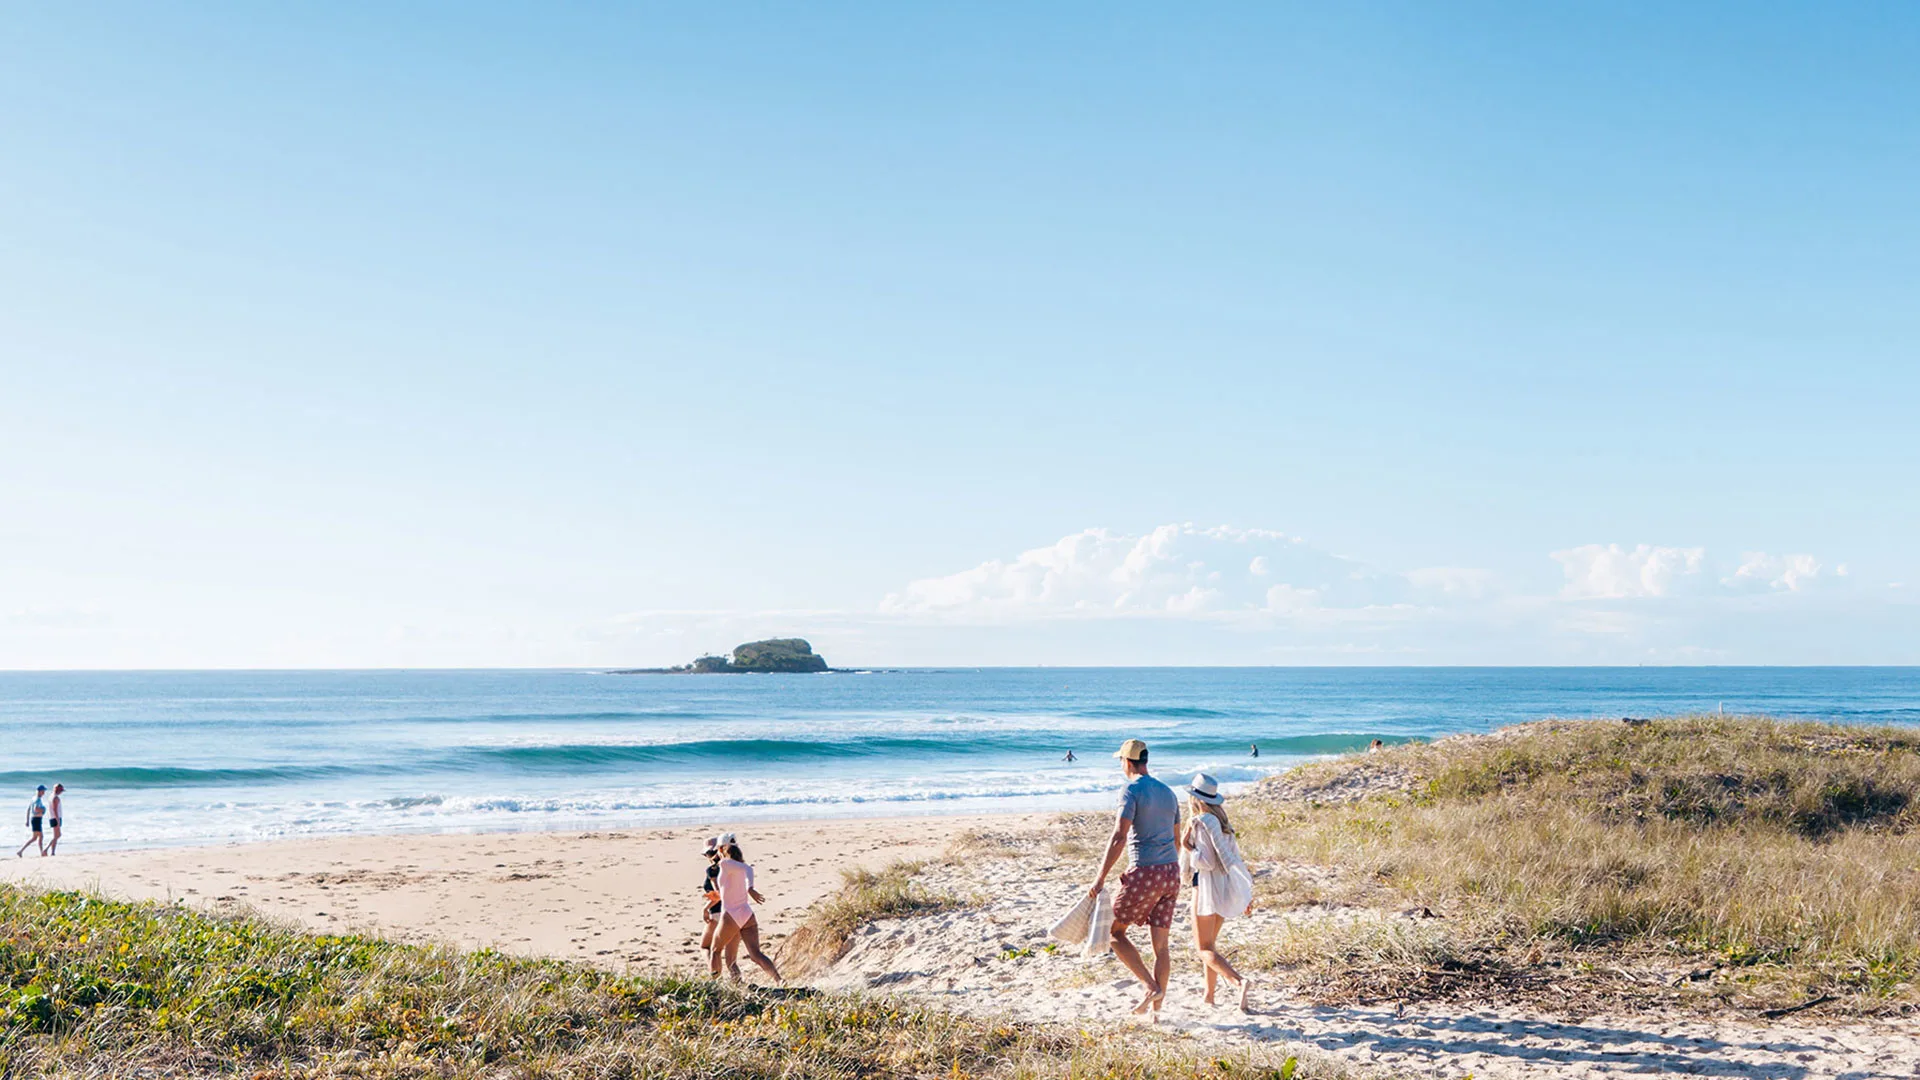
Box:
(1044, 812, 1114, 860)
(948, 827, 1036, 859)
(779, 861, 967, 976)
(1240, 715, 1920, 1011)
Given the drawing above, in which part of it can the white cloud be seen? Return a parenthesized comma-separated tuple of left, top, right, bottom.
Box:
(1262, 583, 1322, 614)
(878, 524, 1410, 620)
(1552, 543, 1707, 599)
(562, 528, 1881, 667)
(1404, 566, 1499, 598)
(1724, 552, 1827, 592)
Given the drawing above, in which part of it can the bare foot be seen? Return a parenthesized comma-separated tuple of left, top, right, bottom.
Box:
(1239, 978, 1253, 1013)
(1204, 991, 1217, 1006)
(1131, 986, 1164, 1016)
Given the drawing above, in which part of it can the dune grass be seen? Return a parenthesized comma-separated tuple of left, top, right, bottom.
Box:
(0, 884, 1358, 1079)
(779, 860, 966, 975)
(1238, 715, 1920, 1010)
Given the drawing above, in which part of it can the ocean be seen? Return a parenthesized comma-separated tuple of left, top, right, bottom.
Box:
(4, 667, 1917, 852)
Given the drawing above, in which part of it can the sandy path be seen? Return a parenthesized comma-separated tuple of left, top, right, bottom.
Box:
(815, 832, 1920, 1080)
(0, 815, 1038, 971)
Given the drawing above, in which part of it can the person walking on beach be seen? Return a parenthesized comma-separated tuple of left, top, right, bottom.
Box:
(1087, 739, 1180, 1017)
(710, 839, 782, 984)
(1183, 773, 1255, 1011)
(699, 834, 742, 972)
(17, 786, 47, 858)
(45, 785, 63, 855)
(698, 836, 724, 953)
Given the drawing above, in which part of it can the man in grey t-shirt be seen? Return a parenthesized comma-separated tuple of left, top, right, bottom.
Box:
(1088, 738, 1181, 1016)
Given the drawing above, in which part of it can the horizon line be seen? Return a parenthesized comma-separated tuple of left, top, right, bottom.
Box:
(3, 664, 1918, 675)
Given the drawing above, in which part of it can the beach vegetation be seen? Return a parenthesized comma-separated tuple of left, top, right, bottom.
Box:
(1237, 715, 1920, 1011)
(780, 860, 966, 975)
(0, 884, 1366, 1078)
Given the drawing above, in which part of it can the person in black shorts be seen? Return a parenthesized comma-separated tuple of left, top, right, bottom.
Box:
(46, 785, 63, 856)
(698, 834, 739, 971)
(699, 836, 722, 948)
(17, 785, 46, 858)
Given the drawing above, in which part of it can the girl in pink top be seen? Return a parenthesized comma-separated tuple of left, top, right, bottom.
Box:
(708, 841, 782, 983)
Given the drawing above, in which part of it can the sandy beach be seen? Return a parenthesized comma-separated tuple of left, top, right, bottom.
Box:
(0, 815, 1041, 971)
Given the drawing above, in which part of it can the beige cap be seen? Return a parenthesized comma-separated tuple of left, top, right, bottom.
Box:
(1112, 739, 1148, 761)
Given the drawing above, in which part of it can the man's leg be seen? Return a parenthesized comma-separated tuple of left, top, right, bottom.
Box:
(1148, 924, 1172, 1010)
(1110, 921, 1165, 1015)
(1108, 920, 1154, 989)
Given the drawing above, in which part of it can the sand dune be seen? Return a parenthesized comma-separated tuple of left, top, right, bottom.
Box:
(813, 824, 1920, 1080)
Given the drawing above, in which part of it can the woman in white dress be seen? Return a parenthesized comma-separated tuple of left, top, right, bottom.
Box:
(1182, 773, 1255, 1011)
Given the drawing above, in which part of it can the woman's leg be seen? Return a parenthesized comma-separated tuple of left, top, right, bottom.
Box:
(700, 910, 717, 952)
(1193, 912, 1243, 994)
(1190, 910, 1221, 1006)
(710, 915, 743, 978)
(1190, 907, 1221, 999)
(737, 916, 782, 983)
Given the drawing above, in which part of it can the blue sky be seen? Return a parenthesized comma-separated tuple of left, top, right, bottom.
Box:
(3, 4, 1916, 667)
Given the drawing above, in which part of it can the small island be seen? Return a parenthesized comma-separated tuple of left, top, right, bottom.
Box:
(613, 637, 831, 674)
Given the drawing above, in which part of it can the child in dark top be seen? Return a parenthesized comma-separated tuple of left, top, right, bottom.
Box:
(699, 836, 722, 950)
(699, 834, 740, 970)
